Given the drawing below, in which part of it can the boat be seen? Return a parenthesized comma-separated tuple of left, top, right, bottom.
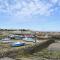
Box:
(11, 42, 25, 47)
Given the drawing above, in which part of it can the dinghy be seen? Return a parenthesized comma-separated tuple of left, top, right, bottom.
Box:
(11, 42, 25, 47)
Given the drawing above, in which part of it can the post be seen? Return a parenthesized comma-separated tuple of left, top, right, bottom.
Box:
(34, 32, 37, 43)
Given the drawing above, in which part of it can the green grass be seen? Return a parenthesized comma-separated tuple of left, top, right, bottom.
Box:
(0, 40, 60, 60)
(12, 48, 60, 60)
(32, 48, 60, 59)
(0, 35, 7, 39)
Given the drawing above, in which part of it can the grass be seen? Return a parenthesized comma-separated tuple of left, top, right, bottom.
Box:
(0, 35, 7, 39)
(0, 39, 59, 60)
(13, 48, 60, 60)
(32, 48, 60, 59)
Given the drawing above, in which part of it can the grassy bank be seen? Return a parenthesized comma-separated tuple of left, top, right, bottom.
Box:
(33, 49, 60, 59)
(14, 48, 60, 60)
(0, 39, 55, 60)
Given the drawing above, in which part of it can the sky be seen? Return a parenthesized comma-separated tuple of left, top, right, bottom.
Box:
(0, 0, 60, 31)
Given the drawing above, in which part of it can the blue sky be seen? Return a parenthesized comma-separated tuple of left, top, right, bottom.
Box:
(0, 0, 60, 31)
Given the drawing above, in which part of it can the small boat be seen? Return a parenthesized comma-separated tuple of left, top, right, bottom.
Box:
(11, 42, 25, 47)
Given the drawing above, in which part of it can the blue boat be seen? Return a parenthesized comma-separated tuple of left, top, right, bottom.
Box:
(11, 42, 25, 47)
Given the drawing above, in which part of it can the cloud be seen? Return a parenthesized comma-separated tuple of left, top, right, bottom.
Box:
(0, 0, 60, 16)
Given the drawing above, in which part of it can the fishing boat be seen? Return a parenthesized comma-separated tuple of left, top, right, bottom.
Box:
(11, 42, 25, 47)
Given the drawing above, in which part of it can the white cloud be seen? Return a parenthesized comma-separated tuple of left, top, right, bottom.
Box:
(0, 0, 59, 16)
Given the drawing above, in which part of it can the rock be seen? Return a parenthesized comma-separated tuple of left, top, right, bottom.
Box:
(48, 43, 60, 51)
